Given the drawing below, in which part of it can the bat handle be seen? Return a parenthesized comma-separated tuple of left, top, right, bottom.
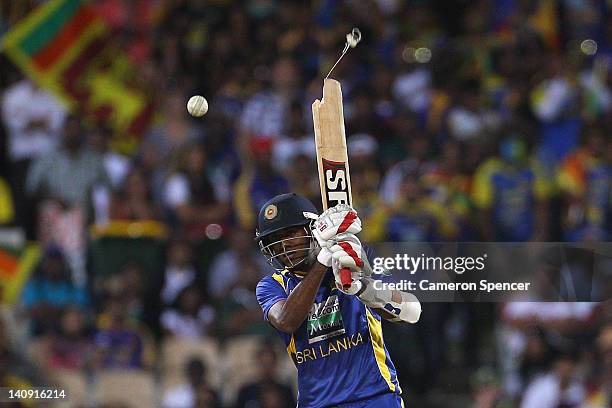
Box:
(340, 267, 352, 290)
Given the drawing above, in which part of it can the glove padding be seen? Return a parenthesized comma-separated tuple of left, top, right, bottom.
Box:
(330, 233, 363, 270)
(330, 233, 372, 295)
(316, 246, 333, 268)
(312, 204, 362, 249)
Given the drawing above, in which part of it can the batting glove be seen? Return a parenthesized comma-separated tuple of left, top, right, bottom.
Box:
(316, 246, 333, 267)
(330, 233, 365, 295)
(312, 204, 362, 249)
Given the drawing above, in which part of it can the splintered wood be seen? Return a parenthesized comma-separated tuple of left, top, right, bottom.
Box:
(312, 78, 352, 210)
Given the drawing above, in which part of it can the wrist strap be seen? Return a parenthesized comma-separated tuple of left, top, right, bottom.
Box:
(355, 278, 369, 297)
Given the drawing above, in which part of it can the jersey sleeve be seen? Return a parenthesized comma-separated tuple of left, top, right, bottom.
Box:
(256, 275, 288, 321)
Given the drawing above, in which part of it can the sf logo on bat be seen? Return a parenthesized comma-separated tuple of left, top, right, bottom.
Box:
(322, 159, 350, 206)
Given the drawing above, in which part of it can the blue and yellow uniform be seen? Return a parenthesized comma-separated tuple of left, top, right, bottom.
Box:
(256, 249, 403, 408)
(472, 157, 550, 241)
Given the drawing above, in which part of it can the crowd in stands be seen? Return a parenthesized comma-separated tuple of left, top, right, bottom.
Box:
(0, 0, 610, 407)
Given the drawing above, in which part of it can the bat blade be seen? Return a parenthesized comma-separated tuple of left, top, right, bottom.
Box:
(312, 79, 352, 211)
(312, 78, 353, 289)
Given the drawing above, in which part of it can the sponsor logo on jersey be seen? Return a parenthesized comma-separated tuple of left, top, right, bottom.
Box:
(307, 295, 345, 343)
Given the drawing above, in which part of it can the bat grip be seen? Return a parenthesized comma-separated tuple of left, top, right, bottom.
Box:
(340, 267, 352, 290)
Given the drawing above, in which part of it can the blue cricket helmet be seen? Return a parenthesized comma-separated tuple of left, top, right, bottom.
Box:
(255, 193, 318, 243)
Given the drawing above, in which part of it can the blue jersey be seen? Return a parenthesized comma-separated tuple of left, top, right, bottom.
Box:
(255, 252, 402, 408)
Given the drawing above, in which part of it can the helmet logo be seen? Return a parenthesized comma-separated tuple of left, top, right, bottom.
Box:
(264, 204, 278, 220)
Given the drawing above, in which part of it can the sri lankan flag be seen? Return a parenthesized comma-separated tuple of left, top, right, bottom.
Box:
(0, 244, 40, 305)
(1, 0, 154, 152)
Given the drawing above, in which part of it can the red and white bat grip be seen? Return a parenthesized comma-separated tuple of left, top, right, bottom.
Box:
(340, 267, 352, 290)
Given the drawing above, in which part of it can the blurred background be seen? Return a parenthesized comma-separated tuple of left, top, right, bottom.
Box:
(0, 0, 610, 407)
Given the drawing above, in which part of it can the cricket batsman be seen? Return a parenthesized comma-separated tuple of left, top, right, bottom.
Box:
(255, 193, 421, 407)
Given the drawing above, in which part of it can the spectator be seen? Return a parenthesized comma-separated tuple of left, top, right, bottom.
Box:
(235, 343, 295, 408)
(348, 133, 382, 196)
(25, 113, 108, 208)
(501, 294, 596, 396)
(26, 114, 108, 284)
(284, 153, 320, 206)
(557, 126, 611, 241)
(530, 54, 582, 172)
(379, 129, 433, 205)
(22, 246, 88, 336)
(163, 143, 229, 238)
(348, 133, 386, 232)
(472, 136, 550, 241)
(365, 167, 455, 242)
(520, 351, 586, 408)
(44, 307, 92, 371)
(392, 63, 431, 115)
(239, 57, 299, 142)
(161, 239, 199, 306)
(88, 124, 131, 190)
(272, 100, 315, 172)
(143, 88, 203, 166)
(2, 79, 66, 163)
(421, 139, 476, 240)
(516, 328, 553, 391)
(1, 78, 66, 236)
(217, 260, 271, 337)
(470, 367, 512, 408)
(160, 284, 215, 339)
(579, 56, 612, 121)
(89, 124, 131, 224)
(234, 138, 290, 229)
(93, 294, 153, 370)
(109, 167, 161, 221)
(208, 228, 271, 301)
(446, 78, 499, 142)
(345, 90, 380, 138)
(100, 262, 146, 322)
(162, 357, 221, 408)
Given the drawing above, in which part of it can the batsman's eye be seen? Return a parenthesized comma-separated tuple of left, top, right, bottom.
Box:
(276, 227, 305, 241)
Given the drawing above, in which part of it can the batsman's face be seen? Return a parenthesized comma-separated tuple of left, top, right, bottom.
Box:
(269, 226, 311, 267)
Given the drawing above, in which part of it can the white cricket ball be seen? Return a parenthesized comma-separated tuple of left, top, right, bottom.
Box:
(580, 39, 597, 56)
(187, 95, 208, 117)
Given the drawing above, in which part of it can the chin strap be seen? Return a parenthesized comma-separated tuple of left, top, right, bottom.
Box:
(354, 278, 421, 323)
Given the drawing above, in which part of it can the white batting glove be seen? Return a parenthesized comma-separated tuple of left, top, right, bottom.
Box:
(316, 246, 333, 267)
(329, 233, 365, 295)
(332, 257, 362, 295)
(312, 204, 362, 249)
(329, 233, 364, 271)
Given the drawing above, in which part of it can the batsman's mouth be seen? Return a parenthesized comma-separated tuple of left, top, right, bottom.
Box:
(284, 249, 308, 262)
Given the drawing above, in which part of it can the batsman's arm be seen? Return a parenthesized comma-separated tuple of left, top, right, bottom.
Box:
(370, 287, 405, 321)
(331, 242, 421, 324)
(267, 262, 328, 333)
(355, 277, 421, 324)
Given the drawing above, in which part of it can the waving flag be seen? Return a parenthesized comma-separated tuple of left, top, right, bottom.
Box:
(1, 0, 154, 153)
(0, 244, 40, 305)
